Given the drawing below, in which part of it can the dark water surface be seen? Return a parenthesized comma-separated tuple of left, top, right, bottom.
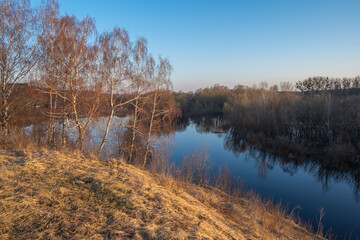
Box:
(170, 117, 360, 238)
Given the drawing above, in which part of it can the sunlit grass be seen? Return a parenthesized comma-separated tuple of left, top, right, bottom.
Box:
(0, 149, 327, 239)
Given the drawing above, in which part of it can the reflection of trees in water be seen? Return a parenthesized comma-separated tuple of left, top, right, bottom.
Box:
(312, 163, 360, 201)
(247, 149, 275, 179)
(183, 115, 360, 201)
(194, 116, 224, 134)
(223, 126, 360, 201)
(177, 114, 227, 135)
(175, 117, 191, 132)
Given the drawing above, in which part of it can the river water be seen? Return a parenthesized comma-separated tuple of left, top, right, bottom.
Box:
(170, 116, 360, 238)
(24, 116, 360, 237)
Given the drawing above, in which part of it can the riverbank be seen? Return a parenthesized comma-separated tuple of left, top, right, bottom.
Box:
(0, 149, 325, 239)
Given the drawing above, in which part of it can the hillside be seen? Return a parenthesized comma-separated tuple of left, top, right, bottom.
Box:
(0, 150, 324, 239)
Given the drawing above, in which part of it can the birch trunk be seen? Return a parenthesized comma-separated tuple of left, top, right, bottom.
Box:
(129, 96, 139, 163)
(143, 91, 158, 167)
(98, 108, 114, 154)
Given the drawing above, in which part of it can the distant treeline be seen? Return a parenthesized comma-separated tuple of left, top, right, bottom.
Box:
(175, 77, 360, 162)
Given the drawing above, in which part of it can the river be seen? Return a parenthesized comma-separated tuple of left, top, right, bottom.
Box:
(170, 116, 360, 238)
(23, 115, 360, 237)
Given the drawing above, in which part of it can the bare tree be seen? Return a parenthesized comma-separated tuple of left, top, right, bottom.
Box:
(258, 81, 269, 131)
(38, 0, 59, 147)
(143, 57, 172, 167)
(126, 38, 152, 163)
(280, 82, 293, 92)
(48, 15, 99, 151)
(0, 0, 40, 141)
(97, 27, 131, 154)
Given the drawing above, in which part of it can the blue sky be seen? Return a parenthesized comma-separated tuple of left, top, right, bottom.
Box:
(32, 0, 360, 91)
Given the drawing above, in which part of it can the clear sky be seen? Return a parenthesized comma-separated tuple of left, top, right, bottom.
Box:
(31, 0, 360, 91)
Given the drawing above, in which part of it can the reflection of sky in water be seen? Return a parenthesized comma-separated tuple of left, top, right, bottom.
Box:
(171, 123, 360, 238)
(24, 116, 130, 157)
(84, 116, 131, 157)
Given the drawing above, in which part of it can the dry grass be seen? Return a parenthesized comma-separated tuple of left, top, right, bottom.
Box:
(0, 149, 326, 239)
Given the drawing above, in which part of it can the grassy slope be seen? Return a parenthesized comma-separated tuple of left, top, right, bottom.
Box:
(0, 150, 324, 239)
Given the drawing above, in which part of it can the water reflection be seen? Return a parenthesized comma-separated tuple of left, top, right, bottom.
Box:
(21, 114, 360, 201)
(179, 115, 360, 202)
(176, 114, 225, 135)
(227, 128, 360, 202)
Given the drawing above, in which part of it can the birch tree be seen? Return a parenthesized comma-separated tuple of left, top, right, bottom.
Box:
(127, 38, 152, 163)
(38, 0, 59, 147)
(49, 15, 99, 150)
(0, 0, 40, 140)
(97, 27, 131, 154)
(143, 57, 172, 167)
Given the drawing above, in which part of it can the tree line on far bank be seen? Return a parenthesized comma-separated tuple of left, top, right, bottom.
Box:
(175, 77, 360, 164)
(0, 0, 179, 166)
